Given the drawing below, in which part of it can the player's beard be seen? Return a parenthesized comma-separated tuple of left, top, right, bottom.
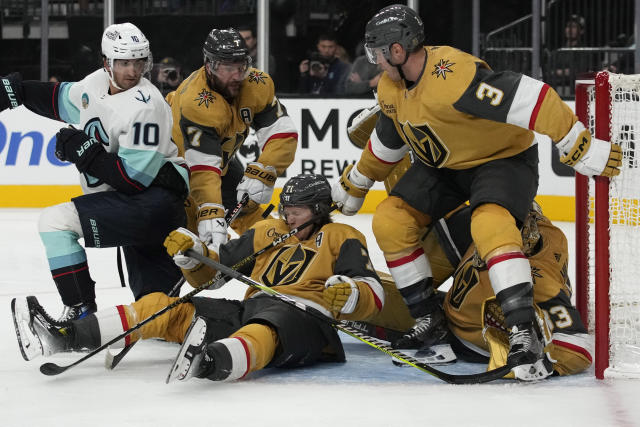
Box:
(207, 72, 241, 101)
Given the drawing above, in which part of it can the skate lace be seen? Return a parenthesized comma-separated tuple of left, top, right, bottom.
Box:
(509, 326, 532, 351)
(405, 315, 435, 339)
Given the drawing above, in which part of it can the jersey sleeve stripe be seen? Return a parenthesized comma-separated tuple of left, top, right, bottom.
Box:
(190, 164, 222, 175)
(185, 149, 222, 171)
(255, 116, 297, 150)
(528, 83, 550, 130)
(116, 160, 144, 191)
(263, 132, 298, 151)
(56, 82, 80, 124)
(51, 82, 60, 120)
(367, 131, 408, 165)
(505, 75, 545, 130)
(356, 277, 385, 310)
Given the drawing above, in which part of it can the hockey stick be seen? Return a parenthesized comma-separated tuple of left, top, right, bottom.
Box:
(185, 250, 514, 385)
(39, 203, 337, 376)
(104, 193, 251, 370)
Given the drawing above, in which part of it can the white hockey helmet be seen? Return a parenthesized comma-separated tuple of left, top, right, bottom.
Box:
(101, 23, 152, 89)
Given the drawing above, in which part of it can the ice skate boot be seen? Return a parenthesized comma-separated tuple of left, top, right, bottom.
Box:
(166, 317, 216, 383)
(11, 296, 73, 361)
(57, 301, 97, 322)
(508, 316, 554, 381)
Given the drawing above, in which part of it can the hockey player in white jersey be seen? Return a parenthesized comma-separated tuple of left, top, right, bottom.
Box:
(0, 23, 189, 321)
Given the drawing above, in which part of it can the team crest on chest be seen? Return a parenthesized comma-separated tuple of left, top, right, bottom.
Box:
(261, 244, 316, 287)
(194, 88, 215, 107)
(247, 70, 267, 84)
(432, 59, 455, 79)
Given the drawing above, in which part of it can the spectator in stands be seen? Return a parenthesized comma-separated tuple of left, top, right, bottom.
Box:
(238, 25, 277, 78)
(344, 42, 382, 96)
(152, 57, 184, 97)
(550, 14, 590, 97)
(298, 33, 350, 95)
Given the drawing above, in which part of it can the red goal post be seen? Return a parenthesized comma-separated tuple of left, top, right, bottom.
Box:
(575, 71, 640, 379)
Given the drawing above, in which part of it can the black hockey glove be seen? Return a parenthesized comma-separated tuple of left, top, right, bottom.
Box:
(0, 72, 24, 111)
(55, 127, 105, 172)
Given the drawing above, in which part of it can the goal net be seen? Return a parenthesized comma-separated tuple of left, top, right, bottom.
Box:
(575, 71, 640, 379)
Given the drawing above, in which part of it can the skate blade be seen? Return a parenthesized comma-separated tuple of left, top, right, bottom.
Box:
(512, 357, 553, 381)
(392, 344, 457, 367)
(11, 298, 43, 361)
(166, 318, 207, 384)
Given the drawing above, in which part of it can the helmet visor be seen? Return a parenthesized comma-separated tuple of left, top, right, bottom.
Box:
(364, 44, 390, 64)
(113, 58, 150, 73)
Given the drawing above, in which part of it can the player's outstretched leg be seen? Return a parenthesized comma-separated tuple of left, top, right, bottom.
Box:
(11, 296, 73, 361)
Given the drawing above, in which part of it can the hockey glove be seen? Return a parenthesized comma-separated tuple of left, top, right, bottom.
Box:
(331, 164, 374, 216)
(323, 275, 360, 314)
(556, 121, 622, 177)
(0, 72, 24, 110)
(236, 162, 277, 204)
(196, 203, 228, 253)
(164, 227, 208, 270)
(55, 127, 105, 172)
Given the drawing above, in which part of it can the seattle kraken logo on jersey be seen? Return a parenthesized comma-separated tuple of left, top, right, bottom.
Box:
(135, 90, 150, 104)
(84, 117, 109, 146)
(261, 244, 316, 287)
(399, 121, 449, 167)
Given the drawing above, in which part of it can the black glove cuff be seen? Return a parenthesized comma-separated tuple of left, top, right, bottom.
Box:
(1, 72, 24, 110)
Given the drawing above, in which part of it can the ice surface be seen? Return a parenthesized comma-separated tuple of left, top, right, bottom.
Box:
(1, 209, 639, 427)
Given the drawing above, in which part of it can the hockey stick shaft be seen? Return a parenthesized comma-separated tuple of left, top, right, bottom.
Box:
(104, 193, 252, 370)
(186, 250, 513, 385)
(40, 203, 336, 376)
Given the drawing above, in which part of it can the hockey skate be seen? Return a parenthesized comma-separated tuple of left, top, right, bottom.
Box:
(507, 315, 554, 381)
(392, 320, 457, 366)
(166, 316, 215, 383)
(392, 306, 446, 350)
(11, 296, 72, 361)
(57, 301, 97, 323)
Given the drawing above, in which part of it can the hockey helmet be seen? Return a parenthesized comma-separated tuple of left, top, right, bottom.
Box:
(279, 174, 332, 218)
(364, 4, 424, 64)
(203, 28, 252, 75)
(101, 23, 152, 89)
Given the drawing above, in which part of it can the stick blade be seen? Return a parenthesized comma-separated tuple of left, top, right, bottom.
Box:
(39, 362, 66, 376)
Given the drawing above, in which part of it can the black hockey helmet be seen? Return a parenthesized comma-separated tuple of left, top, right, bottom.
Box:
(279, 174, 333, 218)
(203, 28, 252, 66)
(364, 4, 424, 64)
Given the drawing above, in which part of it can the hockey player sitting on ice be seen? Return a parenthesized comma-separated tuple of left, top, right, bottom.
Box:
(359, 202, 592, 379)
(12, 174, 386, 383)
(331, 4, 620, 380)
(0, 23, 189, 322)
(167, 27, 298, 253)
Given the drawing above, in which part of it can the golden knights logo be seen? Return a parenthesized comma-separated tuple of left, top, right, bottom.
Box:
(248, 70, 268, 85)
(432, 59, 455, 79)
(399, 121, 449, 167)
(194, 88, 215, 107)
(261, 244, 316, 287)
(449, 261, 479, 310)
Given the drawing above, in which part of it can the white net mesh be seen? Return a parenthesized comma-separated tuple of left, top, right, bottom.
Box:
(606, 73, 640, 376)
(589, 73, 640, 377)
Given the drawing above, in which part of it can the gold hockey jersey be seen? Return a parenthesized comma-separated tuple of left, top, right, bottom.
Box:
(167, 67, 297, 209)
(443, 215, 592, 375)
(182, 218, 384, 321)
(358, 46, 577, 181)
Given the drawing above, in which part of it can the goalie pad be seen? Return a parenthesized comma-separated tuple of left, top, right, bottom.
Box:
(481, 297, 590, 377)
(348, 104, 381, 149)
